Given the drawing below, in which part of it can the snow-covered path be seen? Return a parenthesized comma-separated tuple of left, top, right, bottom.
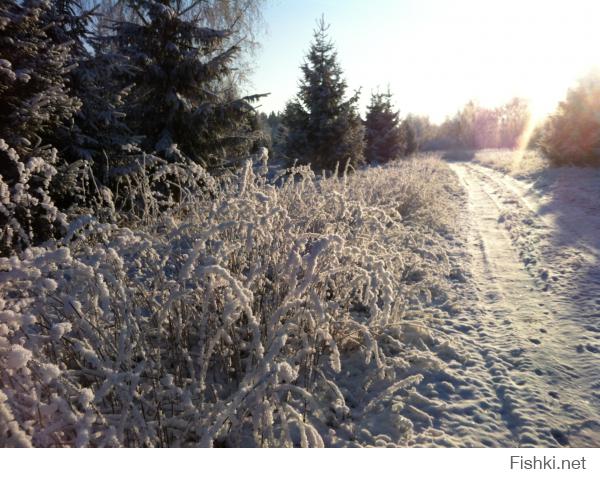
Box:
(433, 161, 600, 447)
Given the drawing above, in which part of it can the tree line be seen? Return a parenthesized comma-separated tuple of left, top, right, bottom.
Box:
(415, 73, 600, 167)
(412, 98, 531, 151)
(259, 18, 417, 172)
(263, 18, 600, 169)
(2, 2, 599, 257)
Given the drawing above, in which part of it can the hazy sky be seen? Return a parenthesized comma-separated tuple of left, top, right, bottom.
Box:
(249, 0, 600, 123)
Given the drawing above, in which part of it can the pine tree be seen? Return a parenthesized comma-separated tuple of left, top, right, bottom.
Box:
(0, 0, 81, 255)
(283, 17, 364, 171)
(364, 89, 407, 164)
(111, 0, 264, 169)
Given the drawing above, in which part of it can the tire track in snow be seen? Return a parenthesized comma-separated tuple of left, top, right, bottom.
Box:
(466, 163, 600, 338)
(445, 162, 600, 447)
(468, 163, 600, 275)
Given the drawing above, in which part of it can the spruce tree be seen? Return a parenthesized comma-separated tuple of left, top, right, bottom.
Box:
(46, 0, 130, 167)
(42, 0, 140, 212)
(364, 89, 407, 164)
(0, 0, 81, 255)
(283, 17, 364, 171)
(111, 0, 264, 168)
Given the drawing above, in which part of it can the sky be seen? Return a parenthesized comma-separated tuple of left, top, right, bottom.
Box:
(248, 0, 600, 123)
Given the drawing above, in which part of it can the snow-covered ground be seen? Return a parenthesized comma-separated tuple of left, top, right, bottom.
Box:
(2, 149, 600, 447)
(428, 156, 600, 447)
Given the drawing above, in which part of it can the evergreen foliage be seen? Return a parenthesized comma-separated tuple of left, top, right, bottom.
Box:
(110, 0, 264, 168)
(364, 90, 406, 164)
(257, 110, 284, 154)
(282, 17, 364, 171)
(0, 0, 267, 257)
(44, 0, 139, 212)
(0, 0, 81, 255)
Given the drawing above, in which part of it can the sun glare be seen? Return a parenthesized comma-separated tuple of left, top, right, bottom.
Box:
(480, 0, 600, 124)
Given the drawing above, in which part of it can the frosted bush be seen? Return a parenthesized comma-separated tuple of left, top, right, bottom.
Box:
(0, 150, 458, 447)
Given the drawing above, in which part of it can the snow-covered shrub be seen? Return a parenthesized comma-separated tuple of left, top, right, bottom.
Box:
(0, 139, 68, 256)
(104, 152, 218, 223)
(0, 151, 458, 447)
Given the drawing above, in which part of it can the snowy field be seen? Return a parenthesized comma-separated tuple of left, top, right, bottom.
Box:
(2, 149, 600, 447)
